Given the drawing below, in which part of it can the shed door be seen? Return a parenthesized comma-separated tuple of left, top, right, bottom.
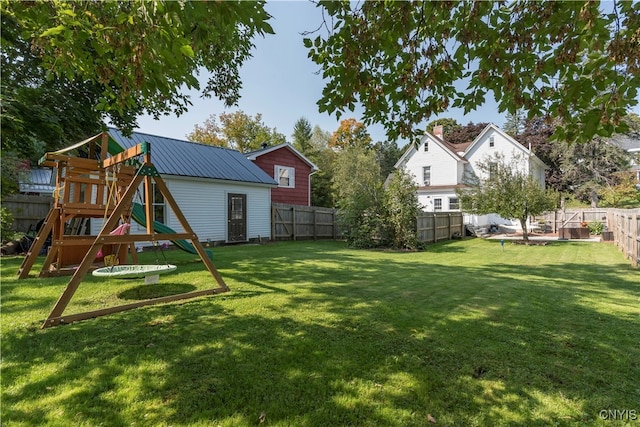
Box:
(228, 193, 247, 242)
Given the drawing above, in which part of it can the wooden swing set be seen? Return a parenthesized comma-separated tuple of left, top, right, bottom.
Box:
(18, 132, 229, 329)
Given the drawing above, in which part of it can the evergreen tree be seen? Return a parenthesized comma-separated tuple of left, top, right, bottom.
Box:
(292, 117, 313, 154)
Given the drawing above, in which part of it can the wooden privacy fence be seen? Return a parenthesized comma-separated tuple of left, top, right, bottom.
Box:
(609, 209, 639, 267)
(538, 209, 611, 232)
(416, 212, 464, 243)
(272, 203, 339, 240)
(2, 194, 53, 233)
(539, 208, 639, 266)
(272, 204, 465, 244)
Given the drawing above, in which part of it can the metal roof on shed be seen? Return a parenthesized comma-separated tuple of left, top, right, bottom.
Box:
(19, 168, 56, 194)
(108, 128, 277, 186)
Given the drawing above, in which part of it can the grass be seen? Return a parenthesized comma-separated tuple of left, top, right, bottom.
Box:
(2, 239, 639, 426)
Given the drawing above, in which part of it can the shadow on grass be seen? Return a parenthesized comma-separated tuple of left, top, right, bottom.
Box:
(118, 283, 197, 300)
(2, 240, 638, 426)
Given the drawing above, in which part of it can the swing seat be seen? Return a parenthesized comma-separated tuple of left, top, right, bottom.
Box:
(92, 264, 177, 278)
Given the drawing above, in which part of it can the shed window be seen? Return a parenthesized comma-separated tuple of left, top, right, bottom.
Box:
(142, 183, 165, 224)
(275, 165, 295, 188)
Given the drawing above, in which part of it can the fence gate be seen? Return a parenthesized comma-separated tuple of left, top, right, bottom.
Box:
(416, 212, 464, 243)
(271, 203, 338, 241)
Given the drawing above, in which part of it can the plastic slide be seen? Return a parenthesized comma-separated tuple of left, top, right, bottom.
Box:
(130, 203, 213, 260)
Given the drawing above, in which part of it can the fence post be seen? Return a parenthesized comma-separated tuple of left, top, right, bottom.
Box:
(271, 205, 276, 241)
(632, 212, 638, 266)
(292, 206, 296, 241)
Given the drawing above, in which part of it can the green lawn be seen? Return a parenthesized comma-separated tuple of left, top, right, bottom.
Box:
(2, 239, 639, 426)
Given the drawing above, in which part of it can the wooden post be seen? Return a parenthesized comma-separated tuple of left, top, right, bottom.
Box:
(292, 206, 296, 241)
(17, 208, 58, 278)
(42, 173, 145, 327)
(152, 174, 228, 291)
(271, 205, 276, 241)
(333, 210, 337, 240)
(631, 211, 638, 266)
(313, 209, 317, 240)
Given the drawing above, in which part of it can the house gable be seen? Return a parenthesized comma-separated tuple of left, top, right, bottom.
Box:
(463, 123, 547, 185)
(396, 124, 549, 213)
(396, 133, 466, 188)
(246, 143, 317, 206)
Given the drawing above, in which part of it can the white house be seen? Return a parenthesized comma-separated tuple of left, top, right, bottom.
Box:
(395, 123, 548, 227)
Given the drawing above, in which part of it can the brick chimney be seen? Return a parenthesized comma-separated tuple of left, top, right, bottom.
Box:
(433, 125, 444, 140)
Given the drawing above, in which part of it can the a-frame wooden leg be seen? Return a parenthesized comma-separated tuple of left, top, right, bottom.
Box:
(41, 165, 230, 328)
(152, 174, 229, 291)
(42, 174, 145, 328)
(17, 208, 58, 279)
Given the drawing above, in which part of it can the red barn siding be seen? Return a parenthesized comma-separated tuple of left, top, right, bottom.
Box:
(252, 147, 313, 206)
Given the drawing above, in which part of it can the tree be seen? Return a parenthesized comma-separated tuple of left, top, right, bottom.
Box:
(503, 110, 527, 137)
(333, 145, 386, 247)
(558, 138, 631, 202)
(517, 117, 564, 192)
(384, 169, 421, 250)
(308, 126, 336, 207)
(519, 116, 637, 204)
(187, 111, 286, 153)
(2, 1, 273, 129)
(1, 15, 110, 196)
(446, 122, 489, 145)
(600, 171, 640, 208)
(305, 1, 639, 143)
(426, 118, 460, 136)
(185, 115, 226, 147)
(329, 118, 372, 150)
(457, 153, 557, 241)
(292, 117, 313, 154)
(373, 140, 403, 180)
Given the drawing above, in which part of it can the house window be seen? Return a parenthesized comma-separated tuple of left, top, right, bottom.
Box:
(142, 182, 165, 224)
(489, 136, 495, 147)
(489, 162, 498, 180)
(423, 166, 431, 186)
(434, 198, 442, 211)
(424, 142, 429, 152)
(275, 165, 295, 188)
(449, 197, 460, 210)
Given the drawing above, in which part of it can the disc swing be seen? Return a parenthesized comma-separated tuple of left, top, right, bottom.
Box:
(92, 183, 177, 279)
(92, 232, 178, 279)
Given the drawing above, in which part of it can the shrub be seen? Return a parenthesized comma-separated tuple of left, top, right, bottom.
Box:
(588, 220, 604, 235)
(1, 208, 16, 243)
(384, 170, 420, 250)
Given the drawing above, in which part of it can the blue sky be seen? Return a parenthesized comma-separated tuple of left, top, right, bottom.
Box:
(135, 1, 504, 148)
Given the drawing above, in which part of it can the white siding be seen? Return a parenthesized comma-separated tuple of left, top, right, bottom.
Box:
(91, 175, 272, 244)
(404, 136, 460, 187)
(398, 125, 549, 221)
(418, 189, 460, 212)
(465, 129, 530, 179)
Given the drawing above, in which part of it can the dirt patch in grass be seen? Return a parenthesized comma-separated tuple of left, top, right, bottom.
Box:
(510, 240, 550, 246)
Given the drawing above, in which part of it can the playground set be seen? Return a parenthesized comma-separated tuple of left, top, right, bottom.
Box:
(18, 132, 229, 328)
